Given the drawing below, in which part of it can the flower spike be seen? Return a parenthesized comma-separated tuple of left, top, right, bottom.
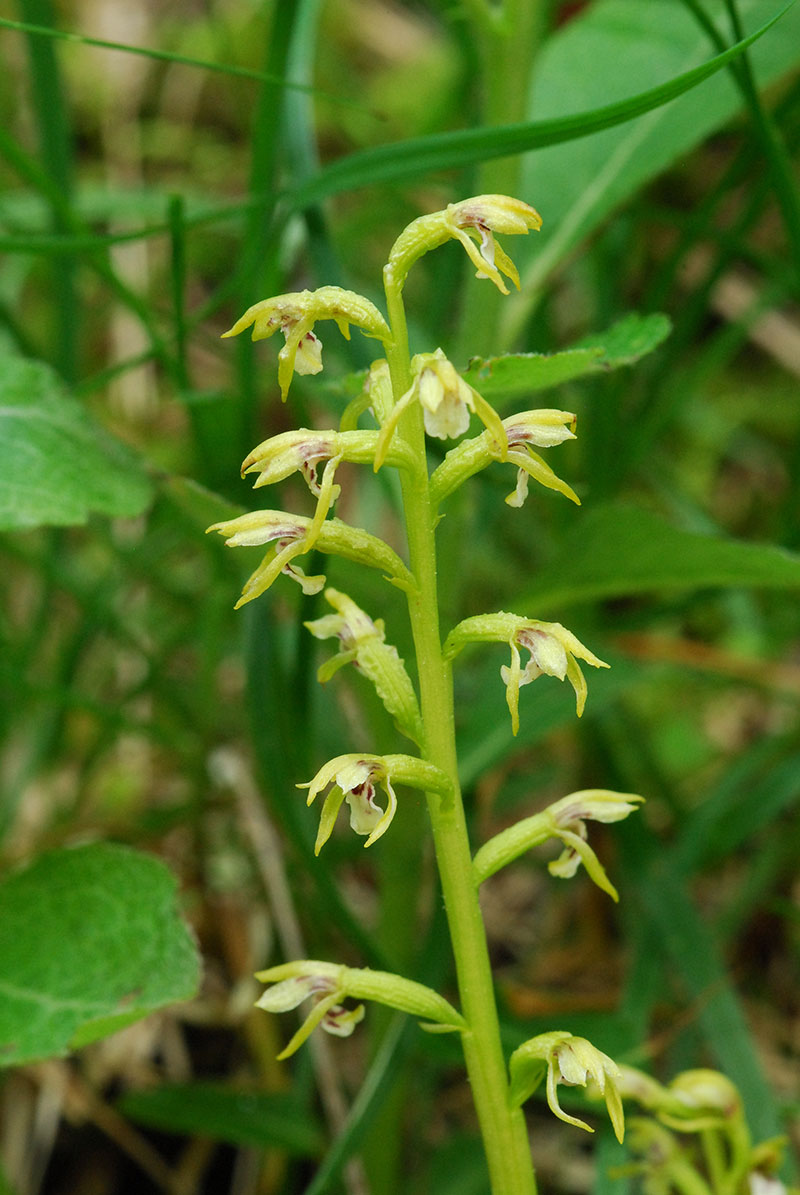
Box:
(223, 286, 390, 400)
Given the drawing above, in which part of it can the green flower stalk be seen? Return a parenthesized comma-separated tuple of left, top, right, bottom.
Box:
(212, 195, 644, 1194)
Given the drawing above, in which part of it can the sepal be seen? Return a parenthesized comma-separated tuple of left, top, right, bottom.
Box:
(305, 588, 423, 744)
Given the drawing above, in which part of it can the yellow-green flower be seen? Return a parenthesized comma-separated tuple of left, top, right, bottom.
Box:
(387, 193, 542, 293)
(222, 285, 390, 400)
(446, 194, 542, 294)
(375, 349, 506, 468)
(300, 752, 451, 853)
(510, 1030, 625, 1142)
(444, 612, 609, 734)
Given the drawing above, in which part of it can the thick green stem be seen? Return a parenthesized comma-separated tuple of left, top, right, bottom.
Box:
(382, 270, 537, 1195)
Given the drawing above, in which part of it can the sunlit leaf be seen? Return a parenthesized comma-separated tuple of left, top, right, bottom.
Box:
(0, 355, 152, 530)
(463, 313, 670, 402)
(0, 844, 200, 1066)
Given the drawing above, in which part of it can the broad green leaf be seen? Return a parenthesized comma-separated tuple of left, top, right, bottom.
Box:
(0, 356, 152, 530)
(119, 1084, 323, 1156)
(506, 0, 800, 341)
(463, 312, 670, 402)
(522, 502, 800, 613)
(0, 843, 200, 1067)
(293, 1, 793, 206)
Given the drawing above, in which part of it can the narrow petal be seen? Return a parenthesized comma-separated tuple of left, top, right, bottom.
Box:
(504, 448, 580, 506)
(363, 778, 398, 848)
(500, 642, 523, 736)
(314, 785, 347, 855)
(565, 655, 589, 717)
(546, 1059, 593, 1133)
(276, 991, 342, 1060)
(605, 1077, 625, 1143)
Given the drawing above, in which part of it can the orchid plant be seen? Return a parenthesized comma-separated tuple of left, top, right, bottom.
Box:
(209, 195, 645, 1194)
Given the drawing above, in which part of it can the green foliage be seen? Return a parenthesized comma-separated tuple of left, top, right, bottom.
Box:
(462, 313, 672, 403)
(0, 843, 200, 1066)
(119, 1083, 323, 1154)
(525, 502, 800, 611)
(0, 355, 153, 529)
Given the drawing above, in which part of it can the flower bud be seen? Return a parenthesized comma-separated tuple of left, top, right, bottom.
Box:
(305, 588, 423, 743)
